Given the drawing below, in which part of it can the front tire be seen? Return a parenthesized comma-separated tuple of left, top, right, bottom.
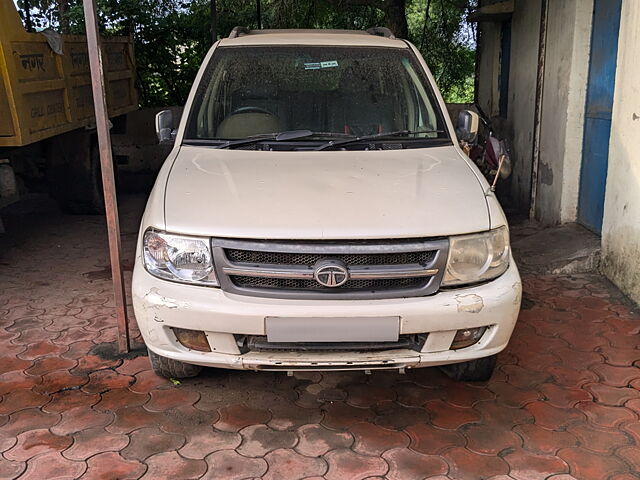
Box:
(147, 348, 202, 379)
(440, 354, 497, 382)
(47, 131, 115, 214)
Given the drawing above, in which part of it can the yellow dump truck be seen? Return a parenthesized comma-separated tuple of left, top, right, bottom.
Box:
(0, 0, 137, 214)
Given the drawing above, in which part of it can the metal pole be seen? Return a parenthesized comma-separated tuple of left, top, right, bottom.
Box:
(82, 0, 130, 353)
(256, 0, 262, 29)
(529, 0, 549, 220)
(211, 0, 217, 43)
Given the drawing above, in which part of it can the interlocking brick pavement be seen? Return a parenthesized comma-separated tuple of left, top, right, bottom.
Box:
(1, 195, 640, 479)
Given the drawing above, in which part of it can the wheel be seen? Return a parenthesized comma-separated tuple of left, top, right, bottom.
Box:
(147, 348, 202, 379)
(440, 354, 497, 382)
(59, 135, 107, 214)
(47, 130, 116, 214)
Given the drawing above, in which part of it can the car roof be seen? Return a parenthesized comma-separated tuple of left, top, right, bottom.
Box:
(218, 29, 409, 48)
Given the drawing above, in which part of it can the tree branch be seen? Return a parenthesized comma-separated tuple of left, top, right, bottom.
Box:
(420, 0, 432, 51)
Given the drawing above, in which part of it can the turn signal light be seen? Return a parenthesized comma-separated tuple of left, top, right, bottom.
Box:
(172, 327, 211, 352)
(450, 327, 487, 350)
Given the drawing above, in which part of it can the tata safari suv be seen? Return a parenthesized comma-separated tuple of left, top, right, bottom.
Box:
(133, 27, 521, 382)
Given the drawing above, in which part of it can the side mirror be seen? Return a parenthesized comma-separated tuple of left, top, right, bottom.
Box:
(155, 110, 176, 144)
(456, 110, 480, 143)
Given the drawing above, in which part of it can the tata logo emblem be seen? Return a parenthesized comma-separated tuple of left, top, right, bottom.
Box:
(313, 260, 349, 288)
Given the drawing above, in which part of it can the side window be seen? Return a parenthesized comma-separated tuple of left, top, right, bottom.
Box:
(401, 59, 438, 135)
(498, 20, 512, 118)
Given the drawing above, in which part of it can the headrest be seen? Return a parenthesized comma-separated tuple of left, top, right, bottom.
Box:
(216, 112, 284, 139)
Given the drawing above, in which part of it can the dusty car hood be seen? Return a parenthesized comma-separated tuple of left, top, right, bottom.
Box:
(163, 145, 489, 239)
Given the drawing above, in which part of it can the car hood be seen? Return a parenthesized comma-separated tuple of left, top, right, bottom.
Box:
(163, 145, 489, 239)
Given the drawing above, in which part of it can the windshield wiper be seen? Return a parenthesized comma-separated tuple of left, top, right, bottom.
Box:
(213, 130, 353, 149)
(314, 128, 445, 151)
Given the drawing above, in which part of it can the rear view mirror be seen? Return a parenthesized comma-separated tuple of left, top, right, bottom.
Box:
(456, 110, 480, 143)
(155, 110, 176, 144)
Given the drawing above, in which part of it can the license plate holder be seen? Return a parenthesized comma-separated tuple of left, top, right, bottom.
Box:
(265, 316, 400, 343)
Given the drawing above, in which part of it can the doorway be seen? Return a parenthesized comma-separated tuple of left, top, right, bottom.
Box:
(577, 0, 622, 233)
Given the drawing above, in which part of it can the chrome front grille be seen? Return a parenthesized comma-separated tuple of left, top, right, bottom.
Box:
(225, 249, 437, 266)
(212, 238, 449, 300)
(230, 276, 428, 291)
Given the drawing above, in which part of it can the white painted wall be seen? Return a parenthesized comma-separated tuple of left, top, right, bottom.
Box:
(601, 0, 640, 305)
(535, 0, 593, 225)
(476, 0, 593, 224)
(476, 0, 541, 210)
(559, 2, 593, 224)
(476, 22, 500, 118)
(505, 0, 540, 211)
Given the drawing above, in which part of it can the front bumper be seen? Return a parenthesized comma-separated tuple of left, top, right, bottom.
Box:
(132, 257, 521, 372)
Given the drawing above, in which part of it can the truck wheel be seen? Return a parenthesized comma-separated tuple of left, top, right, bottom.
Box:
(47, 130, 115, 214)
(61, 136, 107, 214)
(147, 348, 203, 379)
(440, 354, 497, 382)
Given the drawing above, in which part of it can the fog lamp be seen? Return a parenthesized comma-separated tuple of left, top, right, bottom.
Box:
(450, 327, 487, 350)
(172, 327, 211, 352)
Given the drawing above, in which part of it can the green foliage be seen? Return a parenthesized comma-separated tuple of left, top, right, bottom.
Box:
(406, 0, 477, 103)
(16, 0, 476, 106)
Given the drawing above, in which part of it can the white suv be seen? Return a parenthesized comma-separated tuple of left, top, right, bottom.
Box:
(133, 27, 521, 382)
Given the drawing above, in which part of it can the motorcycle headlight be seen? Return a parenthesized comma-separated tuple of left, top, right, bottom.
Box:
(442, 226, 510, 286)
(143, 230, 218, 286)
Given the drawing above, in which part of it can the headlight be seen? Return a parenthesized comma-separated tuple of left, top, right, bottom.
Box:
(143, 230, 218, 286)
(442, 226, 510, 286)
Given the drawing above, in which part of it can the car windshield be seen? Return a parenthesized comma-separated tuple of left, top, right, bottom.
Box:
(184, 45, 450, 147)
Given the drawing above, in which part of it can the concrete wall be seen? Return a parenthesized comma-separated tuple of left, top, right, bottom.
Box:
(535, 0, 593, 225)
(505, 0, 540, 211)
(476, 0, 541, 211)
(476, 22, 501, 118)
(601, 0, 640, 305)
(476, 0, 592, 223)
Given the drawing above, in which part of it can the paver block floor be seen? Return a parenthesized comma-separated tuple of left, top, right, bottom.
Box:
(1, 195, 639, 479)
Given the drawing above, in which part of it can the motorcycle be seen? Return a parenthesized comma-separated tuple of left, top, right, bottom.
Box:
(456, 105, 512, 191)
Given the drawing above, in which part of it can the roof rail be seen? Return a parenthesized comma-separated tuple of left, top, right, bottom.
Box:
(366, 27, 396, 39)
(227, 26, 396, 39)
(228, 26, 251, 39)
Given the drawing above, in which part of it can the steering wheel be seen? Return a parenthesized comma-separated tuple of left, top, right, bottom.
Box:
(231, 106, 274, 116)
